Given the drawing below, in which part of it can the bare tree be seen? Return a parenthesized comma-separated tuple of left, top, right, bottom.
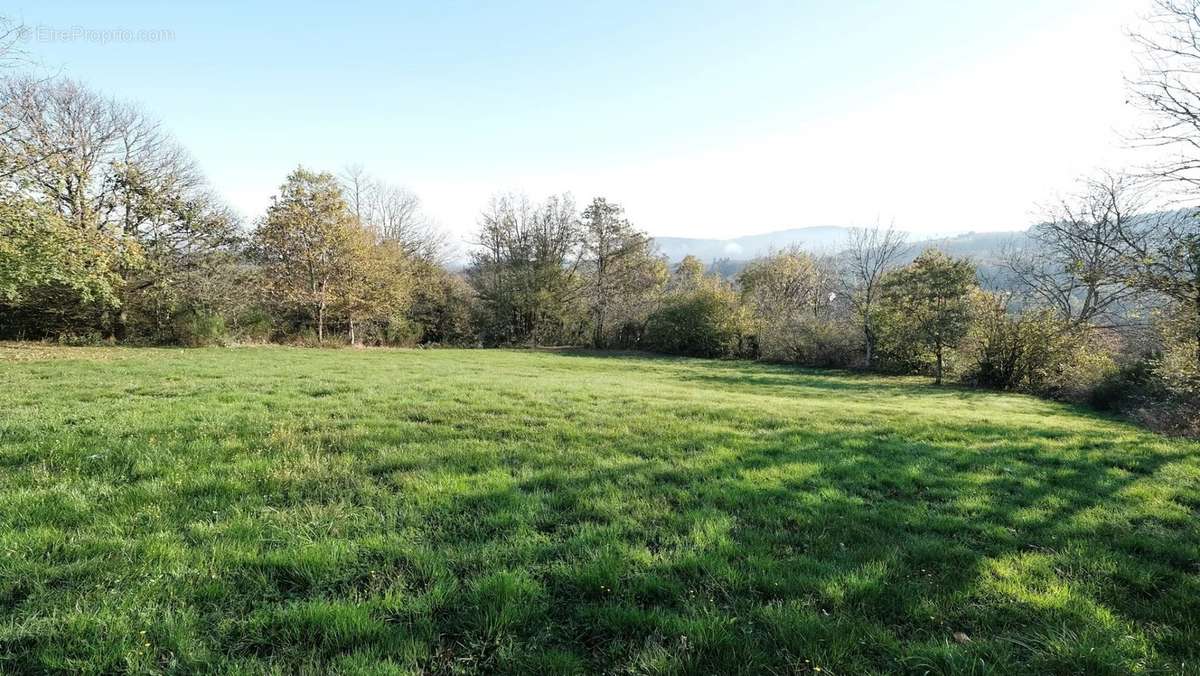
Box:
(339, 166, 446, 261)
(0, 16, 27, 70)
(1125, 1, 1200, 368)
(0, 16, 37, 176)
(1098, 207, 1200, 366)
(1004, 172, 1141, 329)
(1130, 0, 1200, 191)
(842, 223, 908, 368)
(0, 77, 109, 189)
(341, 163, 369, 225)
(0, 76, 202, 236)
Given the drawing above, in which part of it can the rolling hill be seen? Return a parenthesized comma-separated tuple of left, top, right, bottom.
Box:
(654, 227, 1030, 278)
(653, 226, 1027, 262)
(654, 227, 856, 261)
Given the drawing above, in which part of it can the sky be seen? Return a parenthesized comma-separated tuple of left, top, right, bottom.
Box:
(7, 0, 1151, 249)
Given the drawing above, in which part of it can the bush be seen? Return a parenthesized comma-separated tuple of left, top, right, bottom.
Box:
(1046, 332, 1118, 402)
(55, 330, 107, 346)
(171, 311, 229, 347)
(1089, 359, 1160, 412)
(1152, 311, 1200, 399)
(645, 285, 751, 358)
(1114, 314, 1200, 434)
(959, 293, 1116, 401)
(357, 316, 422, 347)
(873, 315, 936, 375)
(1100, 355, 1200, 435)
(229, 308, 274, 343)
(610, 319, 648, 349)
(1130, 397, 1200, 436)
(758, 316, 862, 368)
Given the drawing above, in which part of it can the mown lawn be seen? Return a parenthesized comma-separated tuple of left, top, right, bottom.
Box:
(0, 344, 1198, 675)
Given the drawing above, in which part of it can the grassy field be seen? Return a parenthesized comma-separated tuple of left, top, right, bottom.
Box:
(0, 344, 1198, 674)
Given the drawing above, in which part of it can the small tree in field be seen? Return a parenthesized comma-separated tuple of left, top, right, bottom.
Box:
(645, 259, 751, 358)
(253, 168, 358, 342)
(843, 224, 908, 368)
(881, 249, 978, 384)
(580, 197, 658, 347)
(334, 234, 413, 345)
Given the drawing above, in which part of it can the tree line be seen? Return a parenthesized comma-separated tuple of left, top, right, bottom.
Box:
(5, 3, 1200, 433)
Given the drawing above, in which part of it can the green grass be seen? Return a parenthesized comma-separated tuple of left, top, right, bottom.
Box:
(1, 344, 1198, 675)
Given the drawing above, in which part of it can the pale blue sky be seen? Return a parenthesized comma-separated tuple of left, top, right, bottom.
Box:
(9, 1, 1144, 244)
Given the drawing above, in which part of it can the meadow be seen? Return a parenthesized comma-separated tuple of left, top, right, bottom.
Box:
(0, 344, 1198, 674)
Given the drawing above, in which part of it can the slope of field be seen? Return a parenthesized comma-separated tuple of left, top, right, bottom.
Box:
(0, 345, 1197, 674)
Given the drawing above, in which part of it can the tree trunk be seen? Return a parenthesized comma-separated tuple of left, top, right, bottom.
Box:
(1194, 286, 1200, 371)
(593, 303, 606, 349)
(594, 257, 607, 349)
(935, 343, 944, 385)
(1194, 309, 1200, 371)
(349, 318, 356, 346)
(317, 302, 325, 343)
(863, 321, 874, 369)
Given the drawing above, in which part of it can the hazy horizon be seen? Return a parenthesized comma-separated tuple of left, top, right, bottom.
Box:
(8, 0, 1149, 245)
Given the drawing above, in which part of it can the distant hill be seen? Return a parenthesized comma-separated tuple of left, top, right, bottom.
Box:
(653, 226, 1029, 279)
(654, 227, 854, 262)
(907, 230, 1028, 264)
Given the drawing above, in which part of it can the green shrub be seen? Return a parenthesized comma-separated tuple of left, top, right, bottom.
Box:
(645, 285, 750, 358)
(55, 330, 106, 346)
(172, 312, 228, 347)
(357, 316, 422, 347)
(758, 316, 861, 368)
(1089, 359, 1160, 412)
(230, 308, 274, 343)
(959, 293, 1116, 401)
(1152, 310, 1200, 399)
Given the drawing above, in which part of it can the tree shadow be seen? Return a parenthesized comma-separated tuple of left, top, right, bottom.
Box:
(341, 409, 1199, 673)
(551, 347, 1133, 426)
(5, 349, 1198, 674)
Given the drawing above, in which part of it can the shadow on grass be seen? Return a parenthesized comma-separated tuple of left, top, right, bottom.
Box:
(3, 350, 1198, 674)
(324, 412, 1199, 673)
(552, 348, 1136, 428)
